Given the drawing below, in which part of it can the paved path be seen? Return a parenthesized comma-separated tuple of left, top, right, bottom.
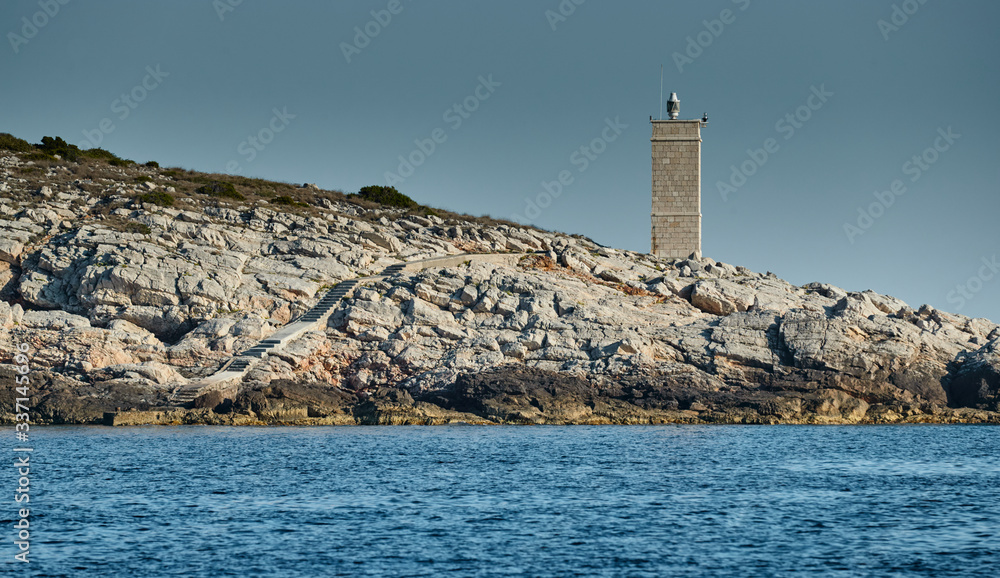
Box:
(168, 253, 525, 404)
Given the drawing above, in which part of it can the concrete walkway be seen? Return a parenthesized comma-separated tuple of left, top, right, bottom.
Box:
(168, 252, 525, 404)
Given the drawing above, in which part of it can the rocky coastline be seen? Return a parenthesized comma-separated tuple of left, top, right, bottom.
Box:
(1, 141, 998, 426)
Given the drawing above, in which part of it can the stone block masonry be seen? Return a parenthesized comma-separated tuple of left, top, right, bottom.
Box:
(651, 120, 702, 259)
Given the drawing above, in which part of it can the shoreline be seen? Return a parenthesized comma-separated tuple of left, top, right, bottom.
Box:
(28, 405, 1000, 427)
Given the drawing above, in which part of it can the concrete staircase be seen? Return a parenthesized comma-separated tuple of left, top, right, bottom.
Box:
(168, 278, 364, 404)
(165, 253, 526, 406)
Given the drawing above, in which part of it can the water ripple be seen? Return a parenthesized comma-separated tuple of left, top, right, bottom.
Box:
(18, 425, 1000, 577)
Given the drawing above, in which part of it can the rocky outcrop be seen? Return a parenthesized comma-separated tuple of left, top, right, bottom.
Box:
(947, 338, 1000, 410)
(1, 150, 998, 425)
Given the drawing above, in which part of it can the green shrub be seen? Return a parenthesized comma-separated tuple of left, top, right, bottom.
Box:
(125, 222, 152, 235)
(145, 160, 159, 168)
(79, 148, 120, 162)
(195, 181, 244, 200)
(23, 151, 56, 162)
(0, 133, 33, 152)
(134, 175, 152, 183)
(109, 158, 134, 167)
(272, 195, 306, 206)
(353, 185, 417, 208)
(137, 191, 174, 207)
(37, 136, 81, 160)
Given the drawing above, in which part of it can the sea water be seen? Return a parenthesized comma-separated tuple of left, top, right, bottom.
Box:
(12, 425, 999, 576)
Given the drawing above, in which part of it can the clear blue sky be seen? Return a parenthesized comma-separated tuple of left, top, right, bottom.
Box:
(3, 0, 998, 322)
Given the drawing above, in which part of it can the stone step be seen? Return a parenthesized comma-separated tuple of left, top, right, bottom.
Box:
(171, 388, 201, 403)
(157, 260, 498, 410)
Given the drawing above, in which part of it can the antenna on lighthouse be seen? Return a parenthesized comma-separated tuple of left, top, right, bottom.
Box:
(659, 65, 664, 120)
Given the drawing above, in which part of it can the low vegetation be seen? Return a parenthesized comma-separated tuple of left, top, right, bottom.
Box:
(272, 195, 307, 207)
(137, 191, 174, 207)
(0, 130, 528, 230)
(194, 181, 245, 200)
(351, 185, 417, 209)
(125, 222, 152, 235)
(0, 133, 33, 153)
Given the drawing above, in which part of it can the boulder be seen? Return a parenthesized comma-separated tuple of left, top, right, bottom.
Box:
(0, 238, 23, 263)
(690, 279, 755, 316)
(405, 298, 455, 326)
(0, 301, 24, 328)
(20, 310, 90, 330)
(361, 231, 403, 253)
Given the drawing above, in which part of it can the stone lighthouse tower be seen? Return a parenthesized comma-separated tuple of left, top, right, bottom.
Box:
(650, 92, 705, 259)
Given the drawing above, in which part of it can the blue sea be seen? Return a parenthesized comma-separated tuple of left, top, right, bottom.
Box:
(11, 425, 1000, 576)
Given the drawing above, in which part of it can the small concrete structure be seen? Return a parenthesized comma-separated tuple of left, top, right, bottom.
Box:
(651, 92, 705, 259)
